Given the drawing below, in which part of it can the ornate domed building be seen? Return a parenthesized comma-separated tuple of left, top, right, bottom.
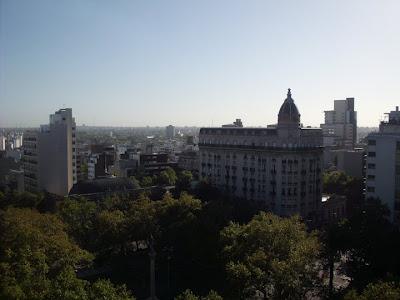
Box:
(199, 89, 323, 220)
(278, 89, 301, 127)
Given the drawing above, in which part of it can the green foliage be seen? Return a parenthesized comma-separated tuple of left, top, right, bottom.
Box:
(344, 281, 400, 300)
(323, 171, 352, 195)
(126, 194, 159, 243)
(176, 170, 193, 192)
(140, 176, 153, 187)
(339, 199, 400, 289)
(157, 192, 202, 251)
(175, 289, 223, 300)
(96, 209, 127, 254)
(0, 191, 44, 209)
(158, 167, 177, 186)
(58, 197, 98, 250)
(89, 279, 135, 300)
(0, 207, 93, 299)
(221, 212, 321, 299)
(129, 176, 141, 189)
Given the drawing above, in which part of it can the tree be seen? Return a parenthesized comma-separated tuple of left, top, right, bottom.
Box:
(175, 289, 223, 300)
(141, 176, 153, 187)
(89, 279, 135, 300)
(58, 197, 98, 250)
(320, 221, 347, 297)
(339, 198, 400, 289)
(176, 171, 193, 192)
(125, 194, 160, 244)
(0, 191, 44, 209)
(221, 212, 320, 299)
(323, 171, 351, 195)
(95, 209, 127, 255)
(0, 207, 93, 299)
(129, 176, 141, 189)
(344, 281, 400, 300)
(0, 207, 136, 300)
(159, 167, 177, 186)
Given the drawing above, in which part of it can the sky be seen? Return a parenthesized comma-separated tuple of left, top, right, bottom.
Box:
(1, 0, 400, 127)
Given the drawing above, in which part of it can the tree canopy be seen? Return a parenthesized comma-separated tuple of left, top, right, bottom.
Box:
(221, 212, 320, 299)
(0, 207, 135, 300)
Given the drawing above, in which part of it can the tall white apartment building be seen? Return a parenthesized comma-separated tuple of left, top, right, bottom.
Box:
(366, 106, 400, 224)
(321, 98, 357, 148)
(22, 108, 76, 196)
(199, 90, 323, 219)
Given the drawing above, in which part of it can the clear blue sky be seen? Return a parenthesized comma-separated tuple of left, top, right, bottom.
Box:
(1, 0, 399, 127)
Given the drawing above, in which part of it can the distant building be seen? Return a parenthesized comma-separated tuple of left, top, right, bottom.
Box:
(327, 148, 365, 179)
(87, 145, 116, 180)
(178, 150, 199, 174)
(0, 156, 21, 191)
(366, 106, 400, 224)
(321, 98, 357, 148)
(113, 150, 177, 178)
(0, 135, 6, 151)
(166, 125, 175, 139)
(222, 119, 243, 128)
(75, 144, 89, 182)
(199, 89, 323, 220)
(321, 194, 347, 224)
(22, 108, 76, 196)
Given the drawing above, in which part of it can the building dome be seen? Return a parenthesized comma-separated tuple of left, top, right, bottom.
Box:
(278, 89, 300, 126)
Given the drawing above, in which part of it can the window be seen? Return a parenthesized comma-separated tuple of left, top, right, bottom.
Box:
(368, 139, 376, 146)
(367, 186, 375, 192)
(368, 152, 376, 157)
(367, 175, 375, 180)
(368, 163, 375, 169)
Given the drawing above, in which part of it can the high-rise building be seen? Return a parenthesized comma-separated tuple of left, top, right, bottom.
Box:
(321, 98, 357, 148)
(366, 106, 400, 224)
(199, 89, 323, 219)
(166, 125, 175, 139)
(0, 135, 6, 151)
(22, 108, 76, 196)
(22, 131, 39, 193)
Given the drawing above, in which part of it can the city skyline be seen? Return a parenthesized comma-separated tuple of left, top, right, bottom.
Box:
(1, 0, 400, 127)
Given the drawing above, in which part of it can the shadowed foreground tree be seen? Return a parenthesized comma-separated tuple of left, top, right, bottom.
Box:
(0, 207, 135, 300)
(175, 289, 223, 300)
(221, 212, 321, 300)
(58, 197, 98, 251)
(344, 281, 400, 300)
(339, 199, 400, 290)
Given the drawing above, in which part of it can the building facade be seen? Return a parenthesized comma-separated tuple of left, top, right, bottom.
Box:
(366, 106, 400, 224)
(328, 148, 365, 179)
(321, 98, 357, 148)
(166, 125, 175, 139)
(199, 90, 323, 219)
(87, 146, 116, 180)
(22, 131, 40, 193)
(22, 108, 76, 196)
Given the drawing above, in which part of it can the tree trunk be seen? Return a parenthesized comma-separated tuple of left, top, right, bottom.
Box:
(329, 254, 334, 297)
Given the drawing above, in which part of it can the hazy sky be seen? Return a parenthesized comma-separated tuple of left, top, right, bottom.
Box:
(1, 0, 399, 127)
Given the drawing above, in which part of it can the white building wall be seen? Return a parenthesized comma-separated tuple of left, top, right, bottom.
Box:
(366, 134, 400, 223)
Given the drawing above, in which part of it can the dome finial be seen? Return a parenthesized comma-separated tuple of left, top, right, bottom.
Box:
(287, 88, 291, 98)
